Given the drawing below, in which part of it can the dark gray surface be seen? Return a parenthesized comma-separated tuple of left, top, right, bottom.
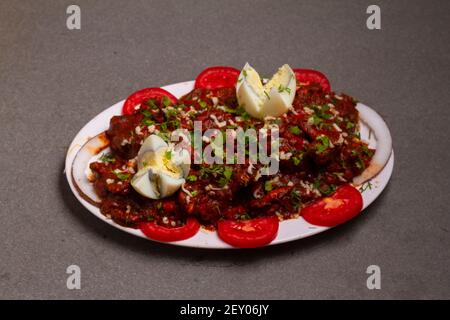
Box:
(0, 0, 449, 299)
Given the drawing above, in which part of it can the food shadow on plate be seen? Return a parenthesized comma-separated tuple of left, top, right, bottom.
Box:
(58, 158, 391, 266)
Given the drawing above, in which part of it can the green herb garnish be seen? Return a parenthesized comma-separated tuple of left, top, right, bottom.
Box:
(319, 184, 336, 196)
(218, 166, 233, 187)
(289, 126, 301, 135)
(200, 165, 233, 187)
(156, 132, 170, 142)
(100, 153, 115, 163)
(359, 181, 373, 193)
(142, 118, 155, 126)
(165, 108, 177, 119)
(278, 85, 291, 94)
(292, 152, 304, 166)
(355, 158, 365, 170)
(186, 175, 197, 182)
(239, 213, 251, 220)
(145, 99, 158, 109)
(316, 136, 330, 154)
(290, 190, 302, 210)
(114, 172, 130, 181)
(346, 121, 355, 129)
(162, 96, 172, 107)
(361, 145, 374, 157)
(141, 109, 155, 126)
(141, 109, 153, 118)
(198, 100, 208, 109)
(264, 181, 273, 192)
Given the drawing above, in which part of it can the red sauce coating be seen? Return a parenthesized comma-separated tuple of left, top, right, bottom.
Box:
(89, 83, 374, 229)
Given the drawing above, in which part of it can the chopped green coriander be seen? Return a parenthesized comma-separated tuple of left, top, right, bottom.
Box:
(142, 118, 155, 126)
(239, 213, 251, 220)
(312, 114, 322, 126)
(223, 166, 233, 180)
(221, 106, 239, 114)
(224, 105, 251, 121)
(346, 121, 355, 129)
(289, 126, 301, 135)
(145, 99, 158, 109)
(162, 96, 172, 107)
(240, 111, 251, 121)
(114, 172, 130, 181)
(359, 181, 373, 193)
(321, 104, 330, 112)
(165, 108, 177, 119)
(292, 152, 304, 166)
(355, 158, 365, 170)
(186, 175, 198, 182)
(164, 150, 172, 160)
(198, 100, 208, 109)
(100, 153, 115, 163)
(278, 85, 291, 94)
(171, 119, 181, 129)
(190, 190, 199, 197)
(264, 181, 273, 192)
(316, 136, 330, 154)
(264, 91, 271, 100)
(141, 109, 153, 118)
(319, 184, 336, 196)
(290, 190, 302, 210)
(156, 132, 170, 142)
(199, 165, 223, 177)
(218, 166, 233, 187)
(361, 144, 374, 157)
(200, 165, 233, 187)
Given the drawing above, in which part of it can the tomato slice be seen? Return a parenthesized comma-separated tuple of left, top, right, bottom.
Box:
(217, 217, 279, 248)
(302, 185, 363, 227)
(122, 87, 178, 115)
(293, 69, 331, 92)
(139, 217, 200, 242)
(194, 66, 241, 90)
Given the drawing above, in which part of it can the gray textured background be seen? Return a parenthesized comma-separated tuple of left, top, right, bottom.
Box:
(0, 0, 449, 299)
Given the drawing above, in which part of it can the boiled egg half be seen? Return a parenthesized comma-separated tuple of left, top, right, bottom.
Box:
(131, 135, 190, 199)
(236, 63, 296, 119)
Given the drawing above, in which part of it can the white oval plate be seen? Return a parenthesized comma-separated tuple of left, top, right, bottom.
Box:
(65, 80, 394, 249)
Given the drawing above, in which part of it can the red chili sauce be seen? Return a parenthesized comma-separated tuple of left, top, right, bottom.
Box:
(89, 84, 374, 229)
